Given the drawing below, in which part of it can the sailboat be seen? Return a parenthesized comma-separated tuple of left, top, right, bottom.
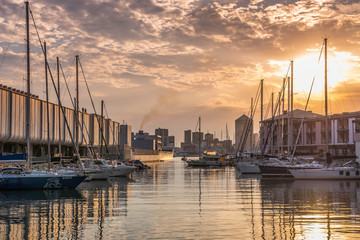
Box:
(0, 2, 87, 189)
(53, 57, 135, 180)
(289, 38, 360, 180)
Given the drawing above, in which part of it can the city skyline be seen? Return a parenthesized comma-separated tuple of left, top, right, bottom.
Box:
(1, 0, 360, 146)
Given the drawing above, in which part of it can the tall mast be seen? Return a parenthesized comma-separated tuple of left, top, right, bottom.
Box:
(271, 92, 274, 155)
(324, 38, 328, 155)
(290, 60, 294, 154)
(287, 76, 290, 155)
(100, 100, 104, 158)
(277, 92, 281, 154)
(44, 41, 51, 170)
(25, 1, 31, 167)
(199, 116, 201, 157)
(281, 77, 285, 155)
(250, 98, 253, 151)
(75, 55, 79, 150)
(57, 57, 61, 163)
(260, 79, 263, 123)
(260, 79, 264, 149)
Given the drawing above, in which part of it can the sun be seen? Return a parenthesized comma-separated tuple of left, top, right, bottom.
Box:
(269, 48, 356, 102)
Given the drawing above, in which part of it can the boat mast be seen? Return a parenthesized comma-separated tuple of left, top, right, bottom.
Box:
(290, 60, 294, 154)
(57, 57, 61, 163)
(199, 116, 201, 157)
(324, 38, 329, 156)
(250, 98, 253, 151)
(100, 100, 104, 158)
(287, 75, 290, 155)
(271, 92, 274, 155)
(44, 41, 51, 171)
(25, 1, 31, 167)
(75, 55, 79, 151)
(277, 91, 281, 154)
(260, 79, 263, 154)
(281, 77, 285, 156)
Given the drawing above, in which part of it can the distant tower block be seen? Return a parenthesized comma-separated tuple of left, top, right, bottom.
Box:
(235, 115, 252, 150)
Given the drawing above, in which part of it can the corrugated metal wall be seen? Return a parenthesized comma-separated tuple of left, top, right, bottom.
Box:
(0, 87, 120, 147)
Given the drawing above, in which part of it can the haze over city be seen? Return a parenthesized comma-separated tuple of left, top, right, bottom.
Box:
(1, 0, 360, 145)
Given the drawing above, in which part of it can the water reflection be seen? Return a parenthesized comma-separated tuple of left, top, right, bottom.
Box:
(0, 189, 84, 239)
(1, 160, 360, 239)
(0, 177, 131, 240)
(256, 179, 360, 240)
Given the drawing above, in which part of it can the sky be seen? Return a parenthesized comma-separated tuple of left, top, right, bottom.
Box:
(1, 0, 360, 146)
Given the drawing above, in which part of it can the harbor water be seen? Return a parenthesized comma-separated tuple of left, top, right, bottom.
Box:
(1, 157, 360, 239)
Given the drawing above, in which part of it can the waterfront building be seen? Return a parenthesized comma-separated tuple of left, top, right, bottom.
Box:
(0, 85, 121, 158)
(260, 109, 360, 157)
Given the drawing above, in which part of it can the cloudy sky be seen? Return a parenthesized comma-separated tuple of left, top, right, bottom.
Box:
(1, 0, 360, 146)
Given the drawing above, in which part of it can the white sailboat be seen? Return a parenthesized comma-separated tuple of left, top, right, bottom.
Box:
(81, 159, 136, 180)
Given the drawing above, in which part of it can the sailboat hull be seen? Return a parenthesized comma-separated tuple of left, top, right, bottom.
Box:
(236, 162, 261, 174)
(110, 166, 136, 177)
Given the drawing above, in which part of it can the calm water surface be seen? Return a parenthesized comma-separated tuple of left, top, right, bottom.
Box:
(0, 157, 360, 239)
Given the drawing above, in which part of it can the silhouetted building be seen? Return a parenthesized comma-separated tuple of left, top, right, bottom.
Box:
(132, 130, 159, 150)
(235, 115, 252, 151)
(155, 128, 168, 138)
(192, 132, 203, 145)
(205, 133, 214, 147)
(184, 130, 192, 144)
(120, 124, 132, 147)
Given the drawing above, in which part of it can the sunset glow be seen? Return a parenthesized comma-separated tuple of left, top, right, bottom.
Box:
(1, 0, 360, 143)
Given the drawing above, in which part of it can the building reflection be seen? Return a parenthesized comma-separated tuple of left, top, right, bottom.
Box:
(0, 178, 132, 240)
(0, 189, 85, 239)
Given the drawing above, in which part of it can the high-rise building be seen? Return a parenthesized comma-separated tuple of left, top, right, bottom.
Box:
(120, 124, 132, 147)
(184, 130, 192, 144)
(235, 115, 252, 151)
(192, 132, 204, 145)
(155, 128, 175, 148)
(205, 133, 214, 146)
(120, 124, 132, 160)
(155, 128, 168, 138)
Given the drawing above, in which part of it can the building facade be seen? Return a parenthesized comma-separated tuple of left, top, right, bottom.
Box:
(0, 85, 121, 157)
(260, 109, 360, 157)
